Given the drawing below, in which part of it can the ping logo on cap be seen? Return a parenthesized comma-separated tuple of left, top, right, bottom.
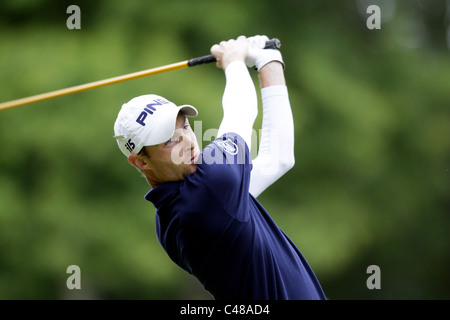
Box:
(136, 99, 170, 126)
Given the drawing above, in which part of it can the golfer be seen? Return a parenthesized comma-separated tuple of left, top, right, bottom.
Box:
(113, 35, 326, 300)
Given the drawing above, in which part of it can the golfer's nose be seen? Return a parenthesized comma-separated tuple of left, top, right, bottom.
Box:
(179, 131, 195, 150)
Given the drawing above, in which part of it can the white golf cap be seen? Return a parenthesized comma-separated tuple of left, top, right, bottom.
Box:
(113, 94, 198, 157)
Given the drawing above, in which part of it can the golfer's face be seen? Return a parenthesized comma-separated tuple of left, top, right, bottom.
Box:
(145, 113, 199, 182)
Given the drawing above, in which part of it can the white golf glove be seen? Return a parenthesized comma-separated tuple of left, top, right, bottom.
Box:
(238, 35, 284, 71)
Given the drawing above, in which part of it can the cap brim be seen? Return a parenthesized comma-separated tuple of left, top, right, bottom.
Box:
(141, 105, 198, 147)
(179, 105, 198, 117)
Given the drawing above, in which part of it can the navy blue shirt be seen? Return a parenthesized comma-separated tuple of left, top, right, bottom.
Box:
(145, 133, 326, 300)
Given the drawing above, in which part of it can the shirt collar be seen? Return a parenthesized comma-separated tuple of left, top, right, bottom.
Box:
(144, 181, 182, 209)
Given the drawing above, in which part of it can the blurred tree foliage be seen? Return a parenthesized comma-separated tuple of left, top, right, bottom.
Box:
(0, 0, 449, 299)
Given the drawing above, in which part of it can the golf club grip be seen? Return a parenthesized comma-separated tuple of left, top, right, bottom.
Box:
(188, 38, 281, 67)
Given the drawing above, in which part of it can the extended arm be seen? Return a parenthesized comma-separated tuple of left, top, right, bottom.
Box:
(210, 36, 295, 198)
(211, 39, 258, 149)
(241, 36, 294, 198)
(250, 62, 295, 198)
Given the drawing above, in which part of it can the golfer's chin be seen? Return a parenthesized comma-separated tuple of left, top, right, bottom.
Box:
(188, 164, 198, 175)
(177, 152, 199, 178)
(177, 162, 198, 179)
(186, 161, 198, 174)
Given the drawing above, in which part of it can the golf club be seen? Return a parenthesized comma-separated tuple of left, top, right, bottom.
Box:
(0, 38, 280, 111)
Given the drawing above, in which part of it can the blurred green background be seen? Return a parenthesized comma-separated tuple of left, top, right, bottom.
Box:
(0, 0, 449, 300)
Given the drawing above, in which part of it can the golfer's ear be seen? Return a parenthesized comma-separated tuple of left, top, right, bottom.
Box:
(128, 154, 148, 170)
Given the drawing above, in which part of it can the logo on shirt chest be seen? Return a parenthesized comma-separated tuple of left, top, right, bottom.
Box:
(218, 138, 239, 155)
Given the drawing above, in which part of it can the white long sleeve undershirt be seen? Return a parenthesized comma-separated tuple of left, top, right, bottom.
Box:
(217, 61, 295, 198)
(250, 85, 295, 198)
(217, 61, 258, 149)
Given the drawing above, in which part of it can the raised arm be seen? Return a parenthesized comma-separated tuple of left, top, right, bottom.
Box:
(210, 36, 295, 198)
(244, 36, 295, 198)
(210, 39, 258, 150)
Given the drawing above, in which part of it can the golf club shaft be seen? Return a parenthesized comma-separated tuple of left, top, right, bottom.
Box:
(0, 38, 280, 111)
(0, 61, 189, 111)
